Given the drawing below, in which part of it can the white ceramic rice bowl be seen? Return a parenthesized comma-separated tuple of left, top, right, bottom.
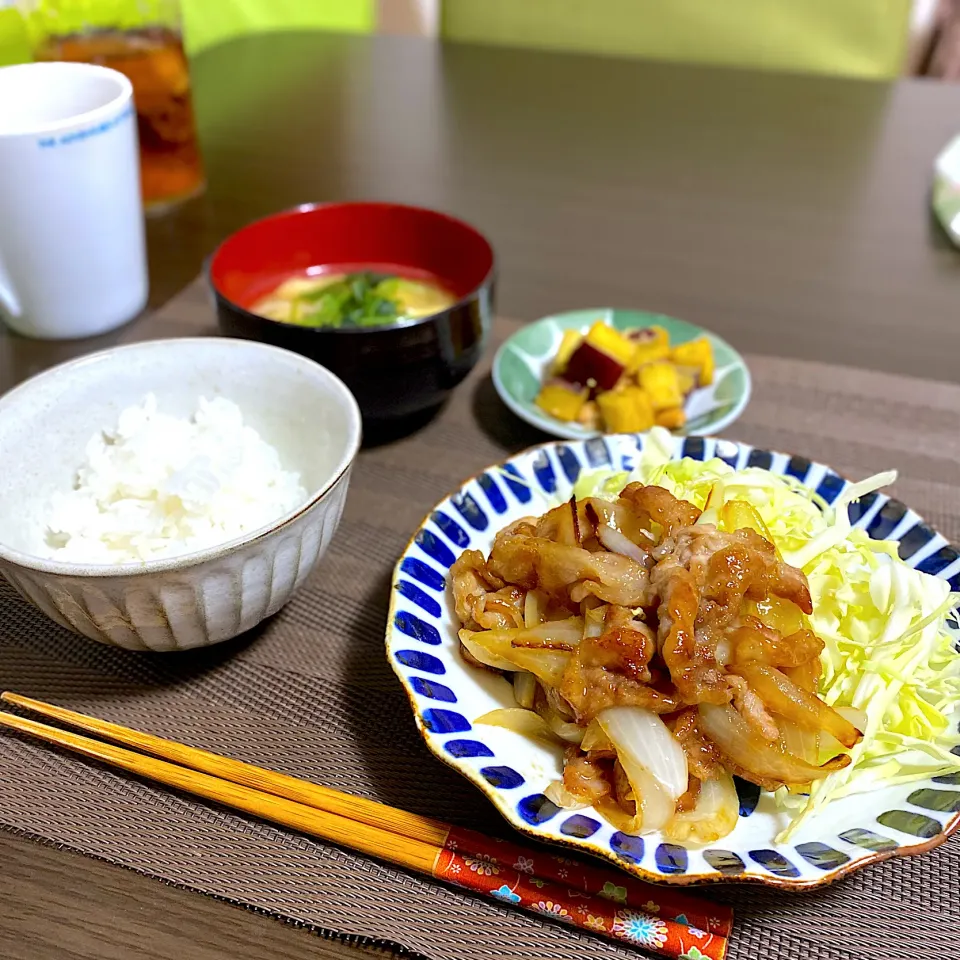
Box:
(0, 338, 361, 651)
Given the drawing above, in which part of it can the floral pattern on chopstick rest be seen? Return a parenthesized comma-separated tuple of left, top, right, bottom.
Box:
(434, 840, 727, 959)
(443, 825, 730, 938)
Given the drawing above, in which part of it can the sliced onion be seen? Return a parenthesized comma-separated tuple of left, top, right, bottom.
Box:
(459, 630, 516, 671)
(580, 719, 613, 752)
(731, 663, 862, 748)
(513, 671, 537, 709)
(663, 773, 739, 843)
(583, 497, 616, 528)
(544, 779, 590, 810)
(523, 590, 543, 628)
(783, 658, 821, 693)
(509, 636, 576, 651)
(463, 621, 579, 686)
(583, 604, 606, 640)
(596, 524, 647, 562)
(818, 706, 869, 758)
(779, 719, 819, 766)
(474, 708, 558, 745)
(837, 705, 868, 730)
(597, 706, 688, 833)
(703, 482, 723, 513)
(511, 618, 584, 645)
(777, 720, 819, 794)
(698, 703, 850, 784)
(721, 499, 775, 542)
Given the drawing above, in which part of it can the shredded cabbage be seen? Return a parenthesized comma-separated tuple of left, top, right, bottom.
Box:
(574, 428, 960, 837)
(574, 436, 838, 562)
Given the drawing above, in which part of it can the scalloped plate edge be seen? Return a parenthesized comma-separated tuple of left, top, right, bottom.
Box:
(385, 433, 960, 888)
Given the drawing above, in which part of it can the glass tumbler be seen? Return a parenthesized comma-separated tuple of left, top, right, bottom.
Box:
(21, 0, 206, 213)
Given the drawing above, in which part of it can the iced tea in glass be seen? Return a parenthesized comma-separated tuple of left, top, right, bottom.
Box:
(23, 1, 205, 213)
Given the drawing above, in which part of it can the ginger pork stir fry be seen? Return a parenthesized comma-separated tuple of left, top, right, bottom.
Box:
(452, 483, 863, 842)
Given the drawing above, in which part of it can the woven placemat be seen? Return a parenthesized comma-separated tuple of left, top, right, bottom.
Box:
(1, 280, 959, 960)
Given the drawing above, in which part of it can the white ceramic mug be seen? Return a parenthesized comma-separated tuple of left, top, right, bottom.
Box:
(0, 62, 148, 340)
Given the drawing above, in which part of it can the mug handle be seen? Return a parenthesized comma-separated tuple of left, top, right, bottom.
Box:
(0, 252, 21, 320)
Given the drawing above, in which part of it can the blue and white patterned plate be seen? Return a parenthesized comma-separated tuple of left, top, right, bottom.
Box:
(385, 434, 960, 888)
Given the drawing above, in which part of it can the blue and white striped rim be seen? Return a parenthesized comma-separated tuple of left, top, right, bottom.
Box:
(386, 433, 960, 888)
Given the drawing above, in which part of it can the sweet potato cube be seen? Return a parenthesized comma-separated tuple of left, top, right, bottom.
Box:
(639, 362, 683, 410)
(552, 329, 584, 375)
(655, 406, 687, 430)
(627, 326, 670, 371)
(578, 400, 601, 430)
(671, 337, 714, 386)
(597, 388, 655, 433)
(564, 341, 625, 391)
(535, 382, 588, 422)
(584, 321, 636, 368)
(675, 365, 698, 397)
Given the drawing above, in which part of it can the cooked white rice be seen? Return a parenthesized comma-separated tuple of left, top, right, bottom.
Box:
(44, 393, 307, 564)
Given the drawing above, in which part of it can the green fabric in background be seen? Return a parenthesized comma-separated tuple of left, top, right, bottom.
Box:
(180, 0, 373, 55)
(0, 8, 30, 65)
(441, 0, 913, 78)
(0, 1, 912, 75)
(0, 0, 373, 63)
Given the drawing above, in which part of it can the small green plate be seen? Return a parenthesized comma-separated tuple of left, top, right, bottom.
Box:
(492, 308, 751, 439)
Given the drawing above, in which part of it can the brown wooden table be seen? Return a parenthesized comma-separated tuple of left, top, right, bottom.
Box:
(2, 30, 960, 960)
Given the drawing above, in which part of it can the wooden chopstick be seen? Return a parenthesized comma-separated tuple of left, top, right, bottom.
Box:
(0, 708, 439, 871)
(0, 693, 449, 846)
(0, 694, 732, 955)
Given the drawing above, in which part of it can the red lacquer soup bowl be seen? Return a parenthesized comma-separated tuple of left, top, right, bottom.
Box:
(208, 202, 496, 421)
